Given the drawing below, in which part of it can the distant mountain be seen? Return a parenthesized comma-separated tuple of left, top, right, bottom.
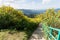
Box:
(55, 8, 60, 11)
(21, 9, 46, 14)
(18, 9, 60, 17)
(18, 9, 46, 17)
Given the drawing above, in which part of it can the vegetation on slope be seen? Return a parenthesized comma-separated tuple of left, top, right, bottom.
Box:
(0, 6, 60, 40)
(0, 6, 42, 40)
(35, 9, 60, 29)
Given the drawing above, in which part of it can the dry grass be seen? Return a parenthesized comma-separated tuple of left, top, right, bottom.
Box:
(0, 30, 27, 40)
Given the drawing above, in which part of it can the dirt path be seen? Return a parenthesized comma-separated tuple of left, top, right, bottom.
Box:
(29, 24, 46, 40)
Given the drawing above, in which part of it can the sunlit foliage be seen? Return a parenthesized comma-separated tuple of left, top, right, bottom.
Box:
(36, 8, 60, 28)
(0, 6, 60, 31)
(0, 6, 39, 31)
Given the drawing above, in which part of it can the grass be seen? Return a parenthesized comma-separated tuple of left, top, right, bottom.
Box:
(0, 29, 27, 40)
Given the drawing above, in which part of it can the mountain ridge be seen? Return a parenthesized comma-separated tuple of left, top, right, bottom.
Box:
(18, 9, 60, 17)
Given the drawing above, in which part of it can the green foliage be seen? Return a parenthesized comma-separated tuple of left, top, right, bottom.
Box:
(35, 8, 60, 29)
(1, 6, 60, 40)
(0, 6, 22, 29)
(0, 6, 39, 32)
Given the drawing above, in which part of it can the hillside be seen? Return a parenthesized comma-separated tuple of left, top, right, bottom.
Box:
(18, 9, 60, 17)
(18, 9, 45, 17)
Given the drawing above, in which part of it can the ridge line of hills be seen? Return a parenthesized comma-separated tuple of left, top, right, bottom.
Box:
(18, 9, 60, 17)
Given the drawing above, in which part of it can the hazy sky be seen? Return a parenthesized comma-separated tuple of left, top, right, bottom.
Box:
(0, 0, 60, 9)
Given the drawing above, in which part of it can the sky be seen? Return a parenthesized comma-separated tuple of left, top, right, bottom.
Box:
(0, 0, 60, 10)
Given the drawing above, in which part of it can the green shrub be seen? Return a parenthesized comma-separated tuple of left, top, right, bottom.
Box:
(0, 6, 39, 31)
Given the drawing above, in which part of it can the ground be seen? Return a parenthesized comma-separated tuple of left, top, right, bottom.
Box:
(0, 24, 45, 40)
(0, 30, 27, 40)
(29, 23, 46, 40)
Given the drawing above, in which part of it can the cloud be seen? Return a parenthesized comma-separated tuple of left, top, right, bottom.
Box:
(5, 0, 26, 3)
(0, 0, 53, 9)
(0, 0, 26, 6)
(42, 0, 51, 4)
(0, 0, 38, 9)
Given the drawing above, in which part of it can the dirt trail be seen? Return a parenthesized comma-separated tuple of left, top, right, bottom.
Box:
(29, 24, 46, 40)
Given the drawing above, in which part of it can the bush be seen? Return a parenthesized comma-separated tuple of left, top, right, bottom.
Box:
(0, 6, 39, 31)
